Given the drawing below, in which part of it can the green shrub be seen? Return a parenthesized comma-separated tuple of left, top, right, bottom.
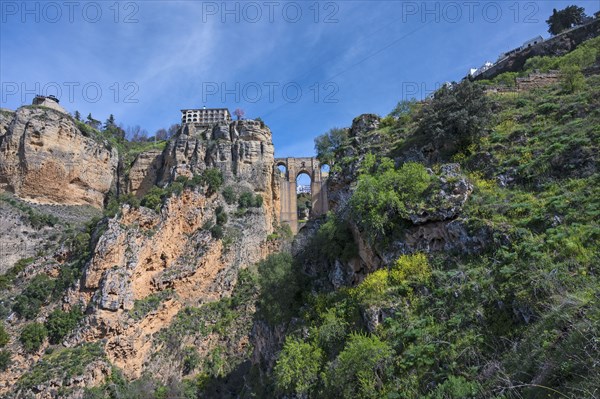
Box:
(418, 79, 491, 152)
(349, 155, 432, 240)
(274, 338, 323, 396)
(20, 323, 47, 353)
(238, 192, 263, 208)
(313, 212, 356, 262)
(13, 274, 55, 319)
(325, 333, 394, 398)
(141, 186, 165, 212)
(0, 350, 11, 371)
(0, 323, 9, 347)
(426, 376, 480, 399)
(0, 257, 35, 290)
(238, 192, 254, 208)
(389, 253, 431, 286)
(19, 343, 105, 391)
(222, 186, 236, 204)
(210, 225, 224, 239)
(216, 209, 228, 226)
(45, 308, 83, 344)
(182, 347, 201, 375)
(202, 168, 224, 195)
(257, 253, 304, 324)
(560, 64, 586, 93)
(129, 290, 173, 321)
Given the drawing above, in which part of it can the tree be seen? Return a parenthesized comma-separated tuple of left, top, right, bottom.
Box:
(389, 98, 418, 124)
(274, 338, 323, 396)
(86, 113, 101, 130)
(12, 274, 55, 319)
(325, 333, 394, 398)
(418, 79, 491, 153)
(201, 168, 224, 195)
(546, 6, 587, 35)
(560, 64, 586, 93)
(104, 114, 116, 129)
(74, 110, 81, 121)
(127, 125, 148, 142)
(167, 124, 180, 138)
(314, 127, 348, 164)
(257, 253, 304, 323)
(233, 108, 245, 120)
(155, 128, 168, 141)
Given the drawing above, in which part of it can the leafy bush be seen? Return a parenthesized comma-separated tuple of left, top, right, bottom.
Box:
(0, 257, 34, 290)
(210, 225, 224, 239)
(418, 80, 491, 153)
(313, 212, 357, 262)
(19, 343, 105, 391)
(560, 64, 586, 93)
(274, 338, 323, 396)
(324, 333, 394, 398)
(222, 186, 236, 204)
(349, 155, 432, 240)
(20, 323, 47, 353)
(141, 186, 165, 212)
(182, 347, 201, 375)
(389, 253, 431, 286)
(0, 323, 9, 347)
(13, 274, 55, 319)
(0, 350, 11, 371)
(45, 308, 83, 344)
(315, 127, 348, 165)
(426, 376, 481, 398)
(129, 290, 173, 321)
(202, 168, 224, 195)
(238, 192, 263, 208)
(215, 206, 228, 226)
(257, 253, 304, 324)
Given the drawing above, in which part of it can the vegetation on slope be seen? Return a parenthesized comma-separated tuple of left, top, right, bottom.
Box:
(263, 44, 600, 398)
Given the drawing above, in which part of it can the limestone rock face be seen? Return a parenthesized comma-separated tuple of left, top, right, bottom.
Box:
(0, 107, 118, 208)
(128, 119, 278, 227)
(126, 149, 163, 198)
(408, 164, 473, 225)
(72, 185, 276, 379)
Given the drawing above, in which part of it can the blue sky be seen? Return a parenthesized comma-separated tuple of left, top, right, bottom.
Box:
(1, 0, 598, 158)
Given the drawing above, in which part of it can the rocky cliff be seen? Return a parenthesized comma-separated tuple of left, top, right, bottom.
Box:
(0, 107, 119, 208)
(127, 119, 278, 230)
(0, 106, 283, 397)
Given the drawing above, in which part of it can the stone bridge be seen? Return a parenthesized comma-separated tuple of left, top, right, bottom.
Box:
(275, 157, 328, 233)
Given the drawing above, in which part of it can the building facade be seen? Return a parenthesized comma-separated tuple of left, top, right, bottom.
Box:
(181, 108, 231, 126)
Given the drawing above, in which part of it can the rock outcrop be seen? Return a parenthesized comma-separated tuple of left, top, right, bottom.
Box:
(127, 119, 278, 227)
(0, 106, 118, 208)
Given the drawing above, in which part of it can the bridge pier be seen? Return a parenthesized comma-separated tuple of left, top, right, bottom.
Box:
(275, 157, 328, 234)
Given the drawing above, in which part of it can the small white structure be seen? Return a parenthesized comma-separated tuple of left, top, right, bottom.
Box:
(469, 61, 494, 78)
(297, 185, 311, 194)
(520, 36, 544, 50)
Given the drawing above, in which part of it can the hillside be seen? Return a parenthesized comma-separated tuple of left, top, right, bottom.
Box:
(0, 33, 599, 399)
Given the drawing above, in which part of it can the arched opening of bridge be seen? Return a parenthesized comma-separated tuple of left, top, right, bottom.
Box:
(321, 163, 330, 175)
(296, 171, 312, 223)
(277, 163, 287, 177)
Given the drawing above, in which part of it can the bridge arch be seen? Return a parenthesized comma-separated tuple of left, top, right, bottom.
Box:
(274, 157, 329, 233)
